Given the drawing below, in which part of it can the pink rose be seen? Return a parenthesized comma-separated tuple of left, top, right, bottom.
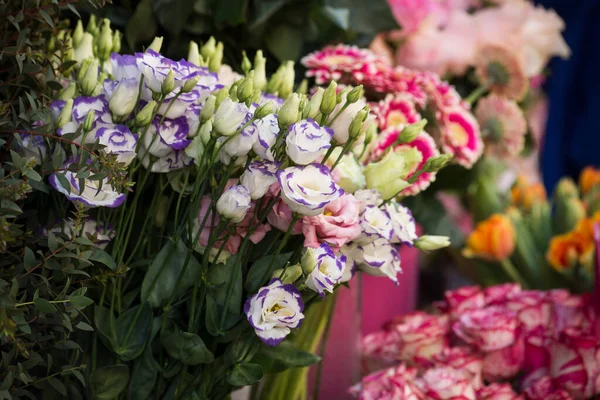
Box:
(266, 197, 302, 234)
(477, 383, 522, 400)
(389, 312, 450, 364)
(442, 285, 485, 318)
(453, 306, 518, 351)
(523, 376, 574, 400)
(484, 283, 522, 305)
(550, 328, 600, 398)
(433, 347, 483, 389)
(349, 364, 422, 400)
(302, 194, 361, 250)
(482, 333, 525, 381)
(416, 366, 476, 400)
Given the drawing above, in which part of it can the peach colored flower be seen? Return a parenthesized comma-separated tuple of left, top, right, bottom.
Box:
(302, 194, 361, 250)
(475, 94, 527, 157)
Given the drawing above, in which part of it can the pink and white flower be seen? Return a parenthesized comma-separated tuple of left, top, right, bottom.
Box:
(434, 347, 484, 389)
(416, 366, 477, 400)
(349, 365, 422, 400)
(390, 311, 450, 363)
(453, 306, 519, 352)
(477, 383, 522, 400)
(301, 44, 381, 85)
(442, 285, 485, 318)
(440, 107, 483, 168)
(375, 93, 421, 131)
(302, 194, 361, 250)
(475, 94, 527, 157)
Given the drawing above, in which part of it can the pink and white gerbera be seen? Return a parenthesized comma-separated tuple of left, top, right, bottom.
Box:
(440, 107, 483, 169)
(374, 93, 422, 131)
(301, 44, 381, 85)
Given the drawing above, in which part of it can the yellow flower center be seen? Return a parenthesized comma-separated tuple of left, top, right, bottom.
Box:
(325, 55, 352, 65)
(448, 123, 469, 146)
(324, 211, 333, 216)
(387, 111, 407, 127)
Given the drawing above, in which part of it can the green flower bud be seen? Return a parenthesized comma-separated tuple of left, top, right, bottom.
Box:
(72, 20, 84, 47)
(185, 133, 206, 164)
(86, 15, 98, 36)
(208, 41, 224, 73)
(415, 235, 451, 251)
(423, 154, 453, 173)
(241, 51, 252, 75)
(364, 122, 378, 145)
(255, 101, 275, 120)
(321, 81, 338, 115)
(200, 121, 212, 145)
(58, 82, 77, 100)
(56, 99, 73, 128)
(266, 67, 284, 94)
(200, 95, 216, 124)
(554, 196, 586, 235)
(83, 110, 96, 132)
(96, 19, 113, 61)
(228, 81, 240, 102)
(188, 40, 202, 66)
(278, 93, 300, 126)
(349, 109, 368, 139)
(182, 76, 200, 93)
(297, 79, 309, 95)
(365, 147, 421, 200)
(398, 119, 427, 144)
(237, 73, 254, 103)
(301, 248, 318, 274)
(279, 61, 295, 99)
(253, 50, 267, 91)
(161, 69, 175, 96)
(80, 59, 99, 96)
(555, 177, 579, 200)
(200, 37, 216, 60)
(147, 36, 163, 53)
(112, 30, 122, 53)
(271, 264, 302, 284)
(214, 88, 229, 108)
(136, 100, 156, 126)
(347, 85, 364, 104)
(304, 87, 324, 119)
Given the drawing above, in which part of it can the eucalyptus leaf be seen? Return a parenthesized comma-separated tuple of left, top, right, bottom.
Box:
(89, 248, 117, 270)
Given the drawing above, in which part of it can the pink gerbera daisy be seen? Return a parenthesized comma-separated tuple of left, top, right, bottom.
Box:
(374, 93, 422, 130)
(301, 44, 381, 85)
(441, 107, 483, 168)
(475, 94, 527, 157)
(369, 129, 439, 195)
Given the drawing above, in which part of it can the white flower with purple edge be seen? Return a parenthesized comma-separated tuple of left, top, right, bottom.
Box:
(219, 114, 257, 160)
(353, 189, 383, 213)
(139, 148, 193, 173)
(19, 134, 46, 164)
(110, 53, 142, 81)
(356, 205, 394, 244)
(105, 78, 139, 118)
(94, 125, 138, 166)
(244, 278, 304, 346)
(338, 245, 357, 283)
(49, 161, 126, 208)
(350, 240, 402, 284)
(136, 50, 198, 93)
(252, 114, 280, 161)
(330, 93, 368, 144)
(259, 93, 285, 110)
(285, 119, 333, 165)
(240, 161, 279, 200)
(277, 163, 344, 217)
(142, 116, 190, 158)
(216, 184, 252, 223)
(48, 218, 116, 249)
(304, 243, 346, 297)
(213, 98, 252, 136)
(384, 202, 418, 245)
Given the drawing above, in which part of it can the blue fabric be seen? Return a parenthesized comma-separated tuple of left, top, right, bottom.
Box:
(536, 0, 600, 192)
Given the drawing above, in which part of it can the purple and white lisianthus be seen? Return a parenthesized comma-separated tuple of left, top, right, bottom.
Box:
(259, 93, 285, 109)
(245, 279, 305, 346)
(252, 114, 280, 161)
(277, 163, 344, 216)
(19, 134, 47, 164)
(354, 189, 383, 213)
(213, 98, 252, 136)
(142, 116, 190, 158)
(110, 53, 141, 81)
(48, 218, 116, 249)
(384, 202, 418, 245)
(357, 205, 394, 244)
(219, 116, 258, 162)
(136, 50, 197, 94)
(240, 161, 279, 200)
(94, 125, 138, 166)
(285, 119, 333, 165)
(303, 243, 346, 297)
(139, 149, 193, 173)
(216, 184, 252, 223)
(105, 78, 139, 119)
(349, 239, 402, 284)
(49, 161, 126, 208)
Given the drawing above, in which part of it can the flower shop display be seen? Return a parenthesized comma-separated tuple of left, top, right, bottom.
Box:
(0, 9, 457, 398)
(355, 283, 600, 399)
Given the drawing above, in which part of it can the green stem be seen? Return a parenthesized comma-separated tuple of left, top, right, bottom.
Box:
(465, 85, 488, 105)
(311, 292, 338, 400)
(500, 259, 528, 288)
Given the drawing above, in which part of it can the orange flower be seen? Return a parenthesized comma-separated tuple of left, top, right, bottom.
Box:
(579, 166, 600, 195)
(574, 211, 600, 238)
(463, 214, 515, 261)
(510, 177, 547, 211)
(546, 230, 594, 271)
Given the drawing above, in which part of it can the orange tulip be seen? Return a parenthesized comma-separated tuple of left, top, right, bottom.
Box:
(510, 177, 546, 211)
(546, 230, 594, 271)
(574, 211, 600, 238)
(463, 214, 515, 261)
(579, 166, 600, 195)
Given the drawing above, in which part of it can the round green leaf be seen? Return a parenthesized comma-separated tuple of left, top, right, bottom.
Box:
(91, 365, 129, 400)
(227, 363, 263, 387)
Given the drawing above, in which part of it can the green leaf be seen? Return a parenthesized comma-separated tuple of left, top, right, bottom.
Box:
(227, 363, 263, 387)
(249, 0, 291, 29)
(91, 365, 129, 400)
(326, 0, 398, 34)
(24, 247, 36, 271)
(128, 348, 158, 400)
(141, 239, 201, 308)
(48, 377, 66, 395)
(75, 236, 95, 245)
(94, 306, 118, 351)
(116, 302, 153, 361)
(262, 342, 321, 368)
(38, 9, 54, 27)
(322, 6, 350, 30)
(161, 326, 214, 365)
(48, 232, 58, 252)
(245, 252, 293, 292)
(75, 321, 94, 331)
(152, 0, 194, 36)
(265, 25, 303, 61)
(89, 248, 117, 270)
(214, 0, 248, 25)
(206, 253, 243, 333)
(33, 298, 56, 313)
(69, 295, 94, 310)
(127, 0, 158, 50)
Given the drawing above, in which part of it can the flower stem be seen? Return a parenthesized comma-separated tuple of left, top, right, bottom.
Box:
(465, 85, 488, 105)
(500, 258, 528, 288)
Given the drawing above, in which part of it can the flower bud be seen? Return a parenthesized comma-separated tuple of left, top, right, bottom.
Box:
(364, 122, 377, 145)
(271, 264, 302, 284)
(398, 119, 427, 143)
(347, 85, 364, 104)
(56, 99, 73, 128)
(214, 88, 229, 108)
(185, 133, 205, 164)
(181, 76, 200, 93)
(228, 81, 240, 102)
(364, 147, 421, 200)
(147, 36, 163, 53)
(112, 30, 122, 53)
(72, 20, 84, 47)
(301, 248, 318, 274)
(208, 41, 223, 73)
(80, 59, 99, 96)
(86, 15, 99, 36)
(463, 214, 515, 261)
(279, 61, 295, 99)
(555, 177, 579, 199)
(136, 100, 156, 127)
(200, 37, 216, 60)
(304, 87, 324, 119)
(321, 81, 338, 115)
(278, 93, 300, 126)
(349, 109, 368, 139)
(266, 66, 284, 94)
(241, 51, 252, 75)
(161, 69, 175, 96)
(554, 197, 586, 235)
(415, 235, 451, 251)
(74, 32, 94, 63)
(83, 110, 96, 132)
(200, 95, 216, 124)
(254, 101, 274, 120)
(58, 82, 77, 100)
(200, 121, 212, 144)
(297, 79, 308, 95)
(237, 73, 254, 103)
(423, 154, 453, 173)
(96, 19, 113, 61)
(188, 41, 202, 66)
(109, 78, 138, 118)
(253, 50, 267, 92)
